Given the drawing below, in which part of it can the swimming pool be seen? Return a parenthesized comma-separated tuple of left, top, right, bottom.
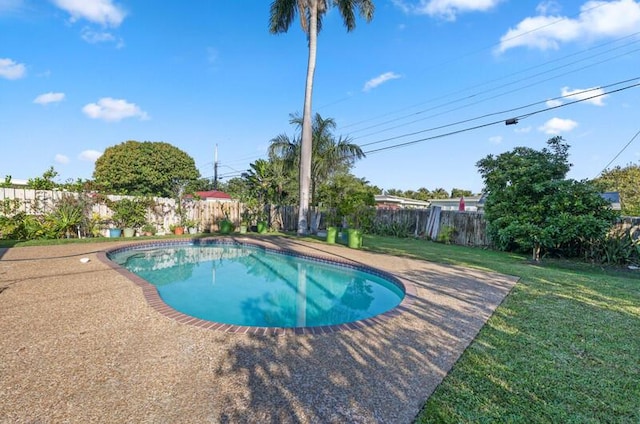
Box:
(107, 240, 406, 330)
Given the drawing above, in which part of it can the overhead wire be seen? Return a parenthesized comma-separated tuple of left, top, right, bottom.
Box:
(598, 129, 640, 175)
(361, 81, 640, 155)
(210, 4, 637, 179)
(355, 78, 637, 148)
(349, 38, 640, 140)
(333, 3, 626, 133)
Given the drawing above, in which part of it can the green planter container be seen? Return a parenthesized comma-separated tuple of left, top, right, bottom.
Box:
(123, 228, 135, 238)
(326, 226, 338, 244)
(219, 220, 234, 234)
(347, 228, 363, 249)
(256, 221, 268, 234)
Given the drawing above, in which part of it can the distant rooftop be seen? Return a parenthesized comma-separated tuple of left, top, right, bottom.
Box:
(600, 192, 621, 210)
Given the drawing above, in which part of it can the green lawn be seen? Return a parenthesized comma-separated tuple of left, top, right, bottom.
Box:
(361, 235, 639, 424)
(2, 233, 638, 422)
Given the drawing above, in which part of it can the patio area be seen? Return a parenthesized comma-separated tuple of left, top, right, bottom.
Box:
(0, 237, 518, 423)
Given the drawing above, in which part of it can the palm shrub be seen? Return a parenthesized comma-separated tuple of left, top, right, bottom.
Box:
(49, 195, 84, 238)
(585, 228, 640, 266)
(369, 218, 413, 238)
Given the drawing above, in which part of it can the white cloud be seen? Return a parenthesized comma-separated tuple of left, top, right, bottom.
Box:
(538, 117, 578, 134)
(34, 92, 65, 105)
(489, 135, 503, 144)
(392, 0, 503, 20)
(536, 0, 562, 15)
(514, 126, 532, 133)
(546, 99, 563, 107)
(80, 28, 124, 47)
(82, 97, 149, 122)
(81, 28, 113, 42)
(497, 0, 640, 53)
(55, 154, 70, 164)
(363, 72, 401, 92)
(52, 0, 126, 26)
(79, 150, 102, 162)
(561, 86, 607, 106)
(545, 86, 608, 108)
(0, 58, 26, 79)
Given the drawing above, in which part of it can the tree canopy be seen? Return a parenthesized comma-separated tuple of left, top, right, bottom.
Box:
(93, 140, 200, 198)
(27, 166, 59, 190)
(384, 187, 471, 200)
(593, 162, 640, 216)
(269, 113, 365, 206)
(477, 136, 618, 261)
(316, 173, 377, 229)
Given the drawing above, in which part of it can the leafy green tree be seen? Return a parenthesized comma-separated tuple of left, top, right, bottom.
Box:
(269, 113, 365, 207)
(93, 140, 200, 197)
(593, 162, 640, 216)
(384, 188, 404, 197)
(415, 187, 432, 201)
(220, 177, 250, 200)
(1, 176, 13, 188)
(27, 167, 59, 190)
(451, 188, 473, 198)
(477, 136, 618, 261)
(269, 0, 375, 235)
(430, 188, 449, 199)
(243, 159, 274, 207)
(317, 173, 376, 229)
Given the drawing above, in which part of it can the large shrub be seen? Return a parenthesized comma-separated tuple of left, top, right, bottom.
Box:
(93, 140, 200, 197)
(477, 137, 619, 261)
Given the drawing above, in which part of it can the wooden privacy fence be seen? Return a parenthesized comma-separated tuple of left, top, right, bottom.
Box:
(1, 188, 637, 246)
(0, 188, 498, 246)
(615, 216, 640, 240)
(374, 207, 491, 246)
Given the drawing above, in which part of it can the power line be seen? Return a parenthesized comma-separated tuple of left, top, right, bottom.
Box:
(361, 81, 640, 155)
(598, 129, 640, 176)
(332, 11, 635, 134)
(358, 77, 640, 149)
(349, 39, 640, 140)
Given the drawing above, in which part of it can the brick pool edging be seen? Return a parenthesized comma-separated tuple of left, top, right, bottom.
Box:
(97, 237, 417, 335)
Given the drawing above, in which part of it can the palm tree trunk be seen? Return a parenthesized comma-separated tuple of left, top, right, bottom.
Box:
(297, 0, 318, 236)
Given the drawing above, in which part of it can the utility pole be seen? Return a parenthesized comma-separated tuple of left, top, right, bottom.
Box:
(213, 144, 218, 190)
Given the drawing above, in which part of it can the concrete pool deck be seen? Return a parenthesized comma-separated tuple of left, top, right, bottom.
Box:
(0, 236, 519, 423)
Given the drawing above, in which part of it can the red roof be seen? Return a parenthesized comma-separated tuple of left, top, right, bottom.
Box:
(187, 190, 232, 200)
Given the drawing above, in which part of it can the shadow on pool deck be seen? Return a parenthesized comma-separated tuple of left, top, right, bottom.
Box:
(0, 237, 518, 423)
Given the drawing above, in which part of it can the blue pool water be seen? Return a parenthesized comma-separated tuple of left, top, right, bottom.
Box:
(109, 242, 404, 328)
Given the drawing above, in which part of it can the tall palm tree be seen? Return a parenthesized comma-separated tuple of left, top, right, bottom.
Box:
(269, 112, 365, 207)
(269, 0, 375, 235)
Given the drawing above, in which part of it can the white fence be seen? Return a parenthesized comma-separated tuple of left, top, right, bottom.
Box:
(0, 188, 241, 235)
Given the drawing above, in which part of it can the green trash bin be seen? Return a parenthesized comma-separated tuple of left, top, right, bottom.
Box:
(347, 228, 362, 249)
(326, 226, 338, 244)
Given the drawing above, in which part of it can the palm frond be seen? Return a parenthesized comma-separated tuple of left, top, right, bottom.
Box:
(269, 0, 299, 34)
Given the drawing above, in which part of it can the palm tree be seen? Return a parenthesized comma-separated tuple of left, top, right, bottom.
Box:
(269, 112, 365, 207)
(269, 0, 375, 235)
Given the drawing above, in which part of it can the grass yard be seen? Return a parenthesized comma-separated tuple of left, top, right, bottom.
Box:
(361, 235, 639, 423)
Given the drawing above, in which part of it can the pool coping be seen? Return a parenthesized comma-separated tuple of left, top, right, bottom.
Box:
(97, 237, 417, 335)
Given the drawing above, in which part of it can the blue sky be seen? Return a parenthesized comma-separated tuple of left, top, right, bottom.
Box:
(1, 0, 639, 194)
